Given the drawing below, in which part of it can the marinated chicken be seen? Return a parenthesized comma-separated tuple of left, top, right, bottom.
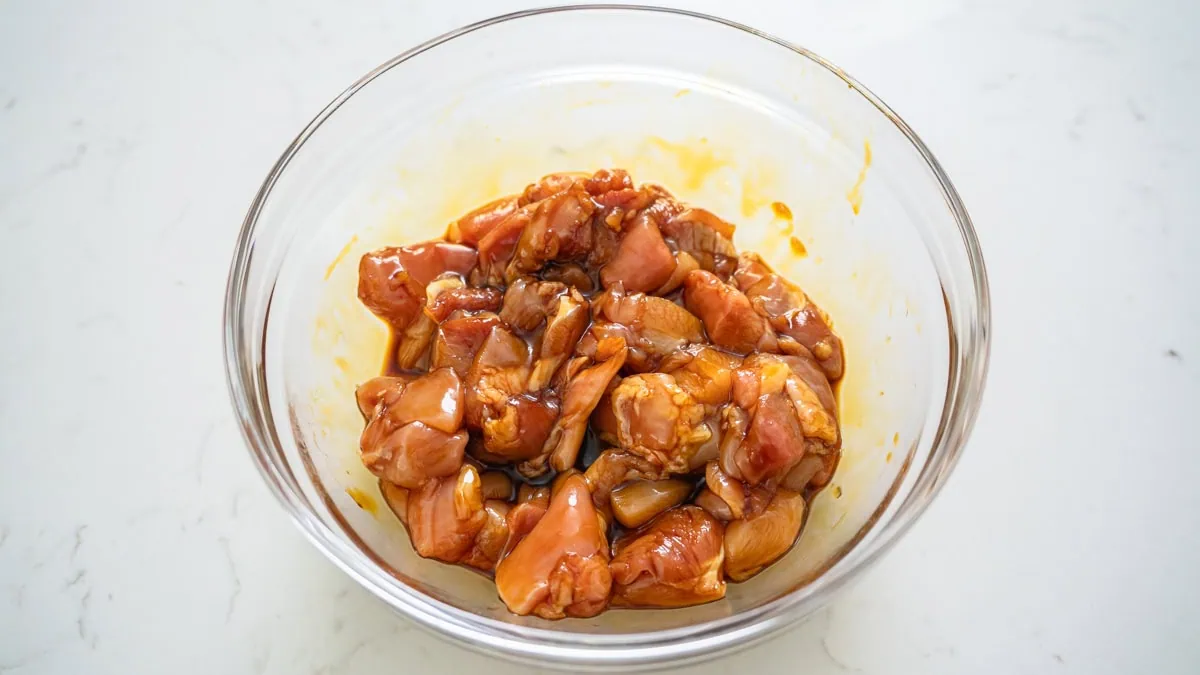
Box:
(610, 506, 726, 607)
(354, 169, 845, 617)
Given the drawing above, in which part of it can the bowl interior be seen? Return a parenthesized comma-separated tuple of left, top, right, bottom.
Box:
(243, 7, 957, 648)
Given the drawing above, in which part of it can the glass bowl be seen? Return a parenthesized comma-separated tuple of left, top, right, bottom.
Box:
(224, 5, 990, 670)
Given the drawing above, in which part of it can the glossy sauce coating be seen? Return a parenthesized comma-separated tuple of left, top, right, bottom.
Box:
(354, 169, 844, 617)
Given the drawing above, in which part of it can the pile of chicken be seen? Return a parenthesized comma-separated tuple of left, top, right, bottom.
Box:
(354, 169, 844, 619)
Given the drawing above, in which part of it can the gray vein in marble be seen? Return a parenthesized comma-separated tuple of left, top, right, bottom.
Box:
(229, 490, 246, 518)
(251, 640, 272, 675)
(816, 608, 861, 673)
(1126, 98, 1146, 122)
(76, 588, 92, 639)
(156, 201, 194, 245)
(312, 639, 372, 675)
(3, 97, 14, 112)
(47, 143, 89, 177)
(193, 421, 216, 486)
(1047, 24, 1118, 52)
(820, 635, 862, 673)
(218, 536, 241, 622)
(1068, 108, 1089, 141)
(0, 645, 56, 674)
(0, 525, 8, 549)
(64, 569, 86, 589)
(71, 525, 87, 562)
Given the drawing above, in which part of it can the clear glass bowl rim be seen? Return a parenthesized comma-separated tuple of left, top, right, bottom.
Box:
(223, 4, 991, 669)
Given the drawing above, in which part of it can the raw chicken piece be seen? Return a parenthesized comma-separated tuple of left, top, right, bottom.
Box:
(480, 393, 561, 461)
(716, 354, 815, 485)
(541, 263, 596, 294)
(658, 344, 743, 407)
(519, 172, 587, 205)
(582, 449, 666, 514)
(357, 249, 424, 329)
(608, 373, 712, 473)
(355, 375, 414, 419)
(703, 460, 745, 520)
(781, 451, 839, 492)
(357, 372, 468, 488)
(609, 479, 694, 529)
(464, 324, 531, 428)
(360, 418, 466, 489)
(587, 214, 624, 269)
(531, 290, 590, 390)
(505, 186, 597, 281)
(447, 196, 519, 246)
(380, 481, 410, 525)
(477, 205, 534, 284)
(523, 339, 628, 475)
(499, 278, 568, 331)
(517, 483, 551, 509)
(394, 313, 437, 370)
(739, 393, 807, 484)
(610, 506, 726, 608)
(683, 270, 779, 355)
(499, 279, 589, 390)
(584, 168, 634, 199)
(783, 371, 839, 447)
(426, 283, 503, 323)
(504, 501, 548, 554)
(495, 475, 612, 619)
(599, 211, 677, 293)
(640, 184, 686, 222)
(723, 488, 806, 581)
(463, 324, 563, 462)
(358, 243, 479, 325)
(694, 488, 733, 521)
(736, 351, 839, 465)
(461, 500, 511, 571)
(660, 208, 738, 277)
(653, 251, 701, 295)
(431, 313, 504, 376)
(778, 352, 837, 417)
(405, 465, 487, 563)
(591, 284, 705, 371)
(393, 242, 479, 287)
(733, 253, 844, 381)
(358, 243, 480, 368)
(389, 367, 464, 433)
(480, 471, 515, 500)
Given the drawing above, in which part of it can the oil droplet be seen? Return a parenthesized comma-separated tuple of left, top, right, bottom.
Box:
(346, 487, 378, 515)
(885, 451, 893, 463)
(893, 432, 900, 445)
(771, 201, 793, 220)
(789, 236, 808, 257)
(324, 235, 359, 280)
(846, 140, 872, 215)
(832, 485, 843, 499)
(674, 88, 691, 98)
(334, 356, 351, 374)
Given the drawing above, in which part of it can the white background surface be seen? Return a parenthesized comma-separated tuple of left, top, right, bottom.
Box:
(1, 0, 1198, 673)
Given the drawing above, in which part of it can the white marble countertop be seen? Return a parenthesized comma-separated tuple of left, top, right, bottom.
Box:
(2, 0, 1198, 673)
